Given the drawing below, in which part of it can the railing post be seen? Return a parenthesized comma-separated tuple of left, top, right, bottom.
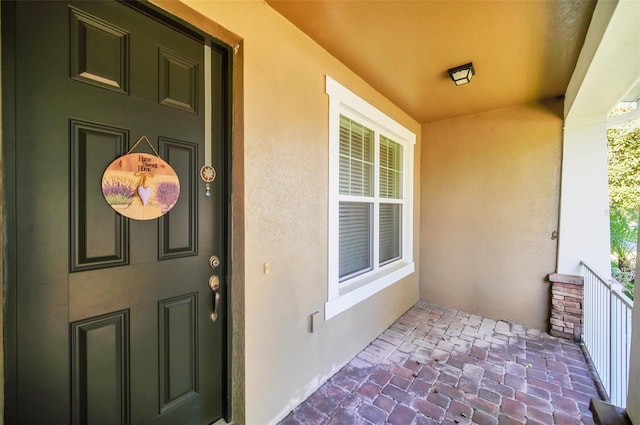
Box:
(610, 286, 614, 404)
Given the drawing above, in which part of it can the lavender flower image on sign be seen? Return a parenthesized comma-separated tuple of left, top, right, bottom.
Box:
(154, 181, 180, 214)
(102, 153, 180, 220)
(102, 177, 136, 205)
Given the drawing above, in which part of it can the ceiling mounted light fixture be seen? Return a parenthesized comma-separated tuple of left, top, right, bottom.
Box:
(447, 62, 475, 86)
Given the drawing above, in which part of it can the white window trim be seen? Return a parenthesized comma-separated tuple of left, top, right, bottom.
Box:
(326, 75, 415, 320)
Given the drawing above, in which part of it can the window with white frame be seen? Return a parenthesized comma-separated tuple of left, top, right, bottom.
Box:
(326, 76, 415, 320)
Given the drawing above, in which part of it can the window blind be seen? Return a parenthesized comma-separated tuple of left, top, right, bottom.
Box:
(337, 116, 404, 280)
(380, 136, 402, 199)
(379, 203, 402, 265)
(339, 202, 372, 279)
(339, 115, 374, 196)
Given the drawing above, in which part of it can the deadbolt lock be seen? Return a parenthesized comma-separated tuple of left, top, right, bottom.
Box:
(209, 255, 220, 269)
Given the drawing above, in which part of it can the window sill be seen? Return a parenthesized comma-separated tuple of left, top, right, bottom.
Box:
(325, 261, 415, 320)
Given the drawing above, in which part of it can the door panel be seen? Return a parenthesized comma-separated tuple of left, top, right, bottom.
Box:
(70, 120, 130, 271)
(158, 293, 199, 413)
(71, 311, 130, 425)
(9, 1, 228, 424)
(69, 6, 130, 95)
(158, 138, 198, 259)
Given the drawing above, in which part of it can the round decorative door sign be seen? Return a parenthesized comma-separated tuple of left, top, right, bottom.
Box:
(102, 153, 180, 220)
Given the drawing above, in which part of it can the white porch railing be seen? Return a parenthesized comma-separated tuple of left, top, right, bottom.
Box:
(581, 261, 633, 408)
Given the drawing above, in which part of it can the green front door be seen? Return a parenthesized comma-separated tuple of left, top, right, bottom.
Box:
(4, 1, 229, 423)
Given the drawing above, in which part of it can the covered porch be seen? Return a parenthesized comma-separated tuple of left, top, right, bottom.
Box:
(132, 1, 640, 423)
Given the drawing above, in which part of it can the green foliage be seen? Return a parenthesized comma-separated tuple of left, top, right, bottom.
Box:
(612, 263, 635, 299)
(624, 280, 635, 299)
(608, 122, 640, 300)
(610, 206, 637, 271)
(608, 125, 640, 213)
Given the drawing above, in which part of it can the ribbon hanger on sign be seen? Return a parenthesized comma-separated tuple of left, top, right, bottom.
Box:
(126, 135, 160, 157)
(127, 136, 158, 207)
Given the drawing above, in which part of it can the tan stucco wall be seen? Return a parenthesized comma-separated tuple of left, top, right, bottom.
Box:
(169, 2, 421, 424)
(420, 101, 562, 330)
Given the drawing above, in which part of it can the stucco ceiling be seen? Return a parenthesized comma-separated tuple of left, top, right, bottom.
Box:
(266, 0, 597, 123)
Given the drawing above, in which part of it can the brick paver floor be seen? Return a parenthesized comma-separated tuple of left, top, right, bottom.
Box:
(280, 302, 602, 425)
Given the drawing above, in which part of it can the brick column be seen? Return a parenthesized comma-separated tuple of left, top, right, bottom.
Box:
(548, 273, 584, 341)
